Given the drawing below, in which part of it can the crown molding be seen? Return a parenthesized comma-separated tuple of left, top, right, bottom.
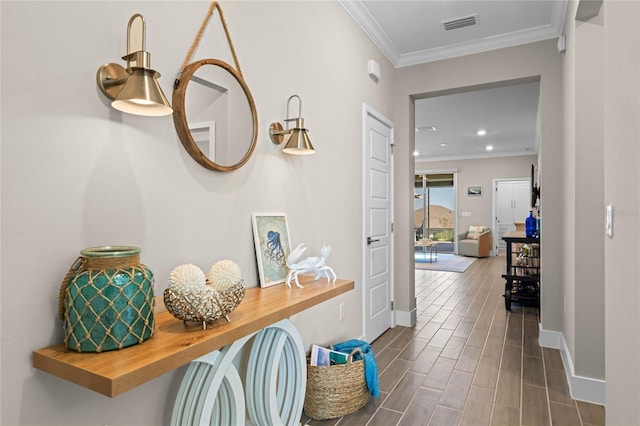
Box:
(339, 0, 568, 68)
(338, 0, 402, 65)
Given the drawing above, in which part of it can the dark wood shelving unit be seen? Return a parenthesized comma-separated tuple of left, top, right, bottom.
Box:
(501, 231, 540, 311)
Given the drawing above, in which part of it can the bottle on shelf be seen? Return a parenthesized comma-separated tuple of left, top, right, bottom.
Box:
(525, 210, 537, 238)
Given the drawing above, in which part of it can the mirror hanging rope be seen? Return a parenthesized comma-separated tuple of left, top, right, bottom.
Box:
(173, 1, 257, 172)
(177, 1, 243, 80)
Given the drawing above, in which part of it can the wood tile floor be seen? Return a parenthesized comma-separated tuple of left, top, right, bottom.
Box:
(302, 255, 605, 425)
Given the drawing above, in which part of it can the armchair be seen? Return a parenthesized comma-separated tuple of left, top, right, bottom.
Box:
(458, 227, 492, 258)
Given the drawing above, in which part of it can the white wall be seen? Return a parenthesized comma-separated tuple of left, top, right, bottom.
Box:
(602, 1, 640, 423)
(553, 1, 606, 402)
(572, 2, 606, 381)
(558, 0, 640, 413)
(562, 1, 578, 379)
(0, 2, 395, 424)
(417, 155, 537, 237)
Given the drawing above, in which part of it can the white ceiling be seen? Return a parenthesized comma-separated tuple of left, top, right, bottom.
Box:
(414, 79, 540, 161)
(339, 0, 567, 161)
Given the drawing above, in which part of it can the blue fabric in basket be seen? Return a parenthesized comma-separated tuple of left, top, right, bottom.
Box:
(333, 339, 380, 397)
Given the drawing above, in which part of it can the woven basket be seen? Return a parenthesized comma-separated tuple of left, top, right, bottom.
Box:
(304, 348, 370, 420)
(163, 281, 245, 329)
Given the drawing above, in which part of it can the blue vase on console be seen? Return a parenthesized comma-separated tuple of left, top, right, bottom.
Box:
(525, 211, 537, 238)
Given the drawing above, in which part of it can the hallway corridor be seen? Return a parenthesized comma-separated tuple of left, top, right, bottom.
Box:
(304, 256, 605, 425)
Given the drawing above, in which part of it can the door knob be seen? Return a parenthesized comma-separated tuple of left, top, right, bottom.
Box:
(367, 236, 380, 245)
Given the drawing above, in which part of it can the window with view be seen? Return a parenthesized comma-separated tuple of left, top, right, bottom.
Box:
(414, 173, 454, 253)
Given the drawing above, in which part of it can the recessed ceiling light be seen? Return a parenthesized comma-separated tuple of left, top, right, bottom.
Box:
(486, 145, 494, 151)
(440, 143, 447, 147)
(413, 150, 420, 156)
(477, 129, 487, 136)
(416, 126, 436, 133)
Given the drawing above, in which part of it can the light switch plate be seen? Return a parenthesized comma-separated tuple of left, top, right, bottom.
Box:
(606, 205, 613, 238)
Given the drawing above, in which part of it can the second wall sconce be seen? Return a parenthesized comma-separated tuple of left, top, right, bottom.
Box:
(269, 95, 315, 155)
(96, 14, 172, 117)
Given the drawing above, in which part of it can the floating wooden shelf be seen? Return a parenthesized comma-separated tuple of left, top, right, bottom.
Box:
(33, 277, 354, 397)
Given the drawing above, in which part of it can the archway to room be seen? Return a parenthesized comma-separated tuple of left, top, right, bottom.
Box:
(411, 76, 541, 272)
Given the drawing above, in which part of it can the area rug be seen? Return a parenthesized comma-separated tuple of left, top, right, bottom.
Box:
(415, 253, 476, 272)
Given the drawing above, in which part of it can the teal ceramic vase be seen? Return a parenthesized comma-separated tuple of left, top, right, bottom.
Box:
(59, 246, 155, 352)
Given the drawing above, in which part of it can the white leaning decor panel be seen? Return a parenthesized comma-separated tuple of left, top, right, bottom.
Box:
(170, 318, 306, 426)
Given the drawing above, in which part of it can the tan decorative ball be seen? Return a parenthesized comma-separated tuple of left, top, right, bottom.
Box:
(169, 264, 206, 292)
(207, 259, 243, 291)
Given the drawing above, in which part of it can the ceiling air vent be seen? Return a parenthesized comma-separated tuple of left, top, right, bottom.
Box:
(442, 14, 478, 31)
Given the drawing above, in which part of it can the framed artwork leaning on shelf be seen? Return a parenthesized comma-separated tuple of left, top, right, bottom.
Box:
(252, 213, 292, 287)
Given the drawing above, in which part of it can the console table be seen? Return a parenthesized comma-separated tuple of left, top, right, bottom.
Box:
(33, 276, 354, 425)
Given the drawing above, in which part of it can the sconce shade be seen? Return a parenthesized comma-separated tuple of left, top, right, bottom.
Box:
(96, 14, 172, 117)
(269, 95, 315, 155)
(282, 124, 315, 155)
(111, 68, 172, 116)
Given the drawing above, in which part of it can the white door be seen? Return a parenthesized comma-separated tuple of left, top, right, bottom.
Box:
(512, 181, 531, 223)
(363, 105, 394, 343)
(494, 180, 531, 252)
(495, 181, 514, 252)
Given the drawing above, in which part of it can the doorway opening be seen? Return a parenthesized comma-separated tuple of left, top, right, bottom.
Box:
(493, 178, 531, 254)
(414, 172, 455, 254)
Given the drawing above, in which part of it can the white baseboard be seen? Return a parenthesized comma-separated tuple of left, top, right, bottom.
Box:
(395, 308, 416, 327)
(538, 326, 564, 349)
(539, 325, 605, 406)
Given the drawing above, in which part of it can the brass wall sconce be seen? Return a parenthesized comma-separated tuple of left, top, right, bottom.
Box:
(269, 95, 315, 155)
(96, 14, 172, 116)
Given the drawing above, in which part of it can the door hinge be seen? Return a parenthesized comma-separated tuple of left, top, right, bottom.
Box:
(390, 143, 395, 154)
(391, 222, 394, 232)
(390, 301, 394, 311)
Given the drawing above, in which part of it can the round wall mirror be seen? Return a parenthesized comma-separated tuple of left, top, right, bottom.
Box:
(173, 59, 258, 172)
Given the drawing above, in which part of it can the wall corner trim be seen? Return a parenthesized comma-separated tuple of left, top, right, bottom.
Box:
(395, 308, 416, 327)
(539, 325, 605, 406)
